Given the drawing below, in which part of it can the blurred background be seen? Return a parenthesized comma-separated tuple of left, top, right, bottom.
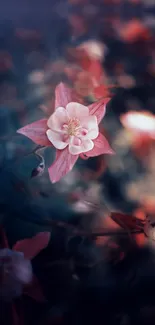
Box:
(0, 0, 155, 242)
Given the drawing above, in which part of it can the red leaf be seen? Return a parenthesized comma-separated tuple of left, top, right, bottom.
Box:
(110, 212, 145, 231)
(13, 232, 51, 260)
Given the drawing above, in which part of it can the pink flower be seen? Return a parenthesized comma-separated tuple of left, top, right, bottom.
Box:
(0, 248, 33, 300)
(0, 229, 51, 302)
(121, 111, 155, 138)
(46, 103, 99, 155)
(17, 83, 114, 183)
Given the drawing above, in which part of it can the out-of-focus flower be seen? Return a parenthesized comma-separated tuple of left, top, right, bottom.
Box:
(120, 111, 155, 138)
(55, 169, 80, 193)
(28, 70, 45, 84)
(93, 84, 114, 100)
(0, 227, 50, 301)
(74, 71, 94, 97)
(71, 182, 102, 213)
(17, 83, 114, 183)
(66, 47, 114, 100)
(0, 248, 32, 300)
(44, 60, 67, 81)
(144, 214, 155, 244)
(80, 56, 103, 83)
(77, 40, 107, 61)
(117, 20, 151, 42)
(126, 173, 155, 207)
(116, 74, 136, 89)
(73, 70, 113, 100)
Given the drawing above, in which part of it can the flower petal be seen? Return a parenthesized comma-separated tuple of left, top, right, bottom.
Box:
(81, 115, 99, 140)
(17, 119, 51, 146)
(55, 82, 82, 108)
(48, 147, 79, 183)
(13, 232, 51, 260)
(66, 102, 89, 120)
(47, 107, 68, 131)
(46, 129, 68, 150)
(69, 138, 94, 155)
(24, 275, 46, 302)
(85, 132, 114, 157)
(88, 98, 110, 124)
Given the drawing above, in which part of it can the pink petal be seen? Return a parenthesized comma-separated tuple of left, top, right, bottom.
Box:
(48, 147, 79, 183)
(72, 137, 82, 146)
(24, 275, 46, 302)
(13, 232, 51, 260)
(66, 102, 89, 120)
(55, 82, 82, 108)
(69, 138, 94, 155)
(85, 132, 114, 157)
(81, 115, 99, 140)
(47, 107, 68, 131)
(17, 119, 51, 146)
(88, 98, 110, 124)
(46, 129, 68, 150)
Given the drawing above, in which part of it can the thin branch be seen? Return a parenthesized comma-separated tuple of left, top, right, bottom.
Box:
(24, 145, 46, 157)
(13, 214, 144, 238)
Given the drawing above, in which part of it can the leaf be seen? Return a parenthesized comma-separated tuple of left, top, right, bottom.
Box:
(13, 232, 51, 260)
(110, 212, 145, 231)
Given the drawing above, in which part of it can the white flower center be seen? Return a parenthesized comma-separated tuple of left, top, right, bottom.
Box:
(46, 103, 99, 155)
(62, 118, 86, 137)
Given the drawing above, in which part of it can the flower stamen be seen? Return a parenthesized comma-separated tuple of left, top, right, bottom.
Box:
(63, 118, 81, 136)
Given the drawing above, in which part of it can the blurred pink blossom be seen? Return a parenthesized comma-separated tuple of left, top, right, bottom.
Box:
(0, 230, 50, 302)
